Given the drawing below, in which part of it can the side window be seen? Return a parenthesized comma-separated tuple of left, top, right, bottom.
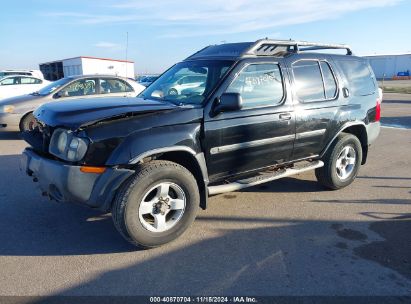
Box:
(20, 77, 39, 84)
(99, 78, 133, 94)
(338, 60, 375, 96)
(320, 62, 338, 99)
(292, 61, 325, 102)
(0, 78, 15, 85)
(226, 63, 284, 109)
(63, 79, 96, 97)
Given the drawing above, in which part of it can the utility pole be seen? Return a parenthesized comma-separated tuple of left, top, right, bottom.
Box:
(125, 32, 129, 78)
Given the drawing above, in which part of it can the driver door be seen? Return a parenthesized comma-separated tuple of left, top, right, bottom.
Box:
(203, 59, 296, 182)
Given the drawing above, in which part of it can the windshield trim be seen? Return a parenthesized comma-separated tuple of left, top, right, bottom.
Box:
(36, 77, 73, 96)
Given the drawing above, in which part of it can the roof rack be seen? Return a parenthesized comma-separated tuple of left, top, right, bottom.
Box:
(242, 39, 353, 56)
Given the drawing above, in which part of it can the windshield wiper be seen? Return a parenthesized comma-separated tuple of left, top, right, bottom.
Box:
(162, 99, 184, 106)
(141, 95, 183, 106)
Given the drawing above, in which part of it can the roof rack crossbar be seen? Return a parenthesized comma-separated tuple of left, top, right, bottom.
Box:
(242, 39, 352, 56)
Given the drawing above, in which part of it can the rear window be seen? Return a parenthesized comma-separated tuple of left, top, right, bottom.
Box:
(338, 60, 375, 96)
(292, 61, 325, 102)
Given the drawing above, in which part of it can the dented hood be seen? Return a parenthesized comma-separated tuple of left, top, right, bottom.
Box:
(33, 97, 178, 129)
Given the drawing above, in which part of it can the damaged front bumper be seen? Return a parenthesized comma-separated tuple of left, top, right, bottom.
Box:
(21, 148, 134, 212)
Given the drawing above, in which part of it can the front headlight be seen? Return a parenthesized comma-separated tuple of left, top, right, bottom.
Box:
(49, 128, 89, 162)
(0, 105, 15, 114)
(57, 131, 68, 153)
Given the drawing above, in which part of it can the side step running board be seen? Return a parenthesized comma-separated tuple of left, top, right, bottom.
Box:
(208, 160, 324, 196)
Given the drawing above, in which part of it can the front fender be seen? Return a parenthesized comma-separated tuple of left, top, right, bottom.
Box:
(106, 123, 202, 166)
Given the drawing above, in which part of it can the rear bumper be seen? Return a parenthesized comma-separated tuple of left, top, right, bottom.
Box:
(22, 148, 134, 211)
(0, 113, 21, 131)
(366, 121, 381, 145)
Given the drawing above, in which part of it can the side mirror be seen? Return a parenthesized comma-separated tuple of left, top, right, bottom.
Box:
(55, 90, 69, 98)
(213, 93, 243, 115)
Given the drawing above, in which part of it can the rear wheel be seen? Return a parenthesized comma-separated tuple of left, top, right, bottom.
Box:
(19, 112, 38, 132)
(315, 133, 362, 190)
(112, 160, 199, 248)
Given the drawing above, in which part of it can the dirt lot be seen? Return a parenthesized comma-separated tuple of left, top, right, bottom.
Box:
(379, 80, 411, 94)
(0, 93, 410, 297)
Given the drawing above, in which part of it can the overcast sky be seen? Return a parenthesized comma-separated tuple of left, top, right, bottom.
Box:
(1, 0, 410, 74)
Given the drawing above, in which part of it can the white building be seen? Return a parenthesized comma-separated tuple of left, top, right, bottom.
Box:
(364, 53, 411, 79)
(39, 56, 135, 81)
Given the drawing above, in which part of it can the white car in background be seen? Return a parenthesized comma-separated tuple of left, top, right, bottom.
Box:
(0, 69, 44, 79)
(0, 75, 50, 100)
(166, 75, 207, 95)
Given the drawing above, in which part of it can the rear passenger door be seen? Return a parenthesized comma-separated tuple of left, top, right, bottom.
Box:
(287, 57, 344, 160)
(204, 59, 295, 182)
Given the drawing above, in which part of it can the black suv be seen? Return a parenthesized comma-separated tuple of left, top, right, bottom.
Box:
(22, 39, 381, 248)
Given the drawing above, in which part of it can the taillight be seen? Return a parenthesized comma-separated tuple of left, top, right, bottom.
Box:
(375, 98, 381, 121)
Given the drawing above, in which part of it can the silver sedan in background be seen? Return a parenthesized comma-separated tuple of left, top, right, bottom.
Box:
(0, 75, 145, 132)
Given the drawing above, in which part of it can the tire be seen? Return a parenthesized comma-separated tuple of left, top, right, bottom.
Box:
(168, 88, 178, 96)
(112, 160, 199, 248)
(315, 133, 362, 190)
(19, 112, 38, 132)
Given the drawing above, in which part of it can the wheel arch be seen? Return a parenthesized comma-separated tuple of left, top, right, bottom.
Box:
(129, 147, 209, 210)
(321, 122, 369, 165)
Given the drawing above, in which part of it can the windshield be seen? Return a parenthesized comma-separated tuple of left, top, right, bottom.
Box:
(36, 78, 72, 96)
(139, 60, 234, 105)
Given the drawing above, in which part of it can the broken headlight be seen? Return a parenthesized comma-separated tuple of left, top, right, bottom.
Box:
(49, 128, 89, 162)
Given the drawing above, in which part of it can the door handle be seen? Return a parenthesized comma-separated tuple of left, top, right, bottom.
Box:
(342, 87, 350, 98)
(279, 113, 292, 121)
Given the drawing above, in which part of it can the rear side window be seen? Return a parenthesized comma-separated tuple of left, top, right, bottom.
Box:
(20, 77, 42, 84)
(320, 62, 337, 99)
(292, 61, 325, 101)
(338, 60, 375, 96)
(292, 60, 338, 102)
(226, 63, 284, 109)
(99, 78, 133, 94)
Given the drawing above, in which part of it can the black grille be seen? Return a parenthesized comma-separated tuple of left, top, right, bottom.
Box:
(21, 125, 53, 155)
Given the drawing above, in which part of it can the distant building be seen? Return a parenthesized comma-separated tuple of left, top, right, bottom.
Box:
(364, 53, 411, 79)
(39, 56, 135, 81)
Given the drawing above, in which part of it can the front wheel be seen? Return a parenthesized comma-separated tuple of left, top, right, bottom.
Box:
(168, 88, 178, 96)
(19, 112, 38, 132)
(315, 133, 362, 190)
(112, 160, 199, 248)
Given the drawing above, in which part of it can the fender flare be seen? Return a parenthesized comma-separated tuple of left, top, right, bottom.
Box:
(129, 146, 197, 164)
(320, 121, 367, 158)
(129, 145, 210, 210)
